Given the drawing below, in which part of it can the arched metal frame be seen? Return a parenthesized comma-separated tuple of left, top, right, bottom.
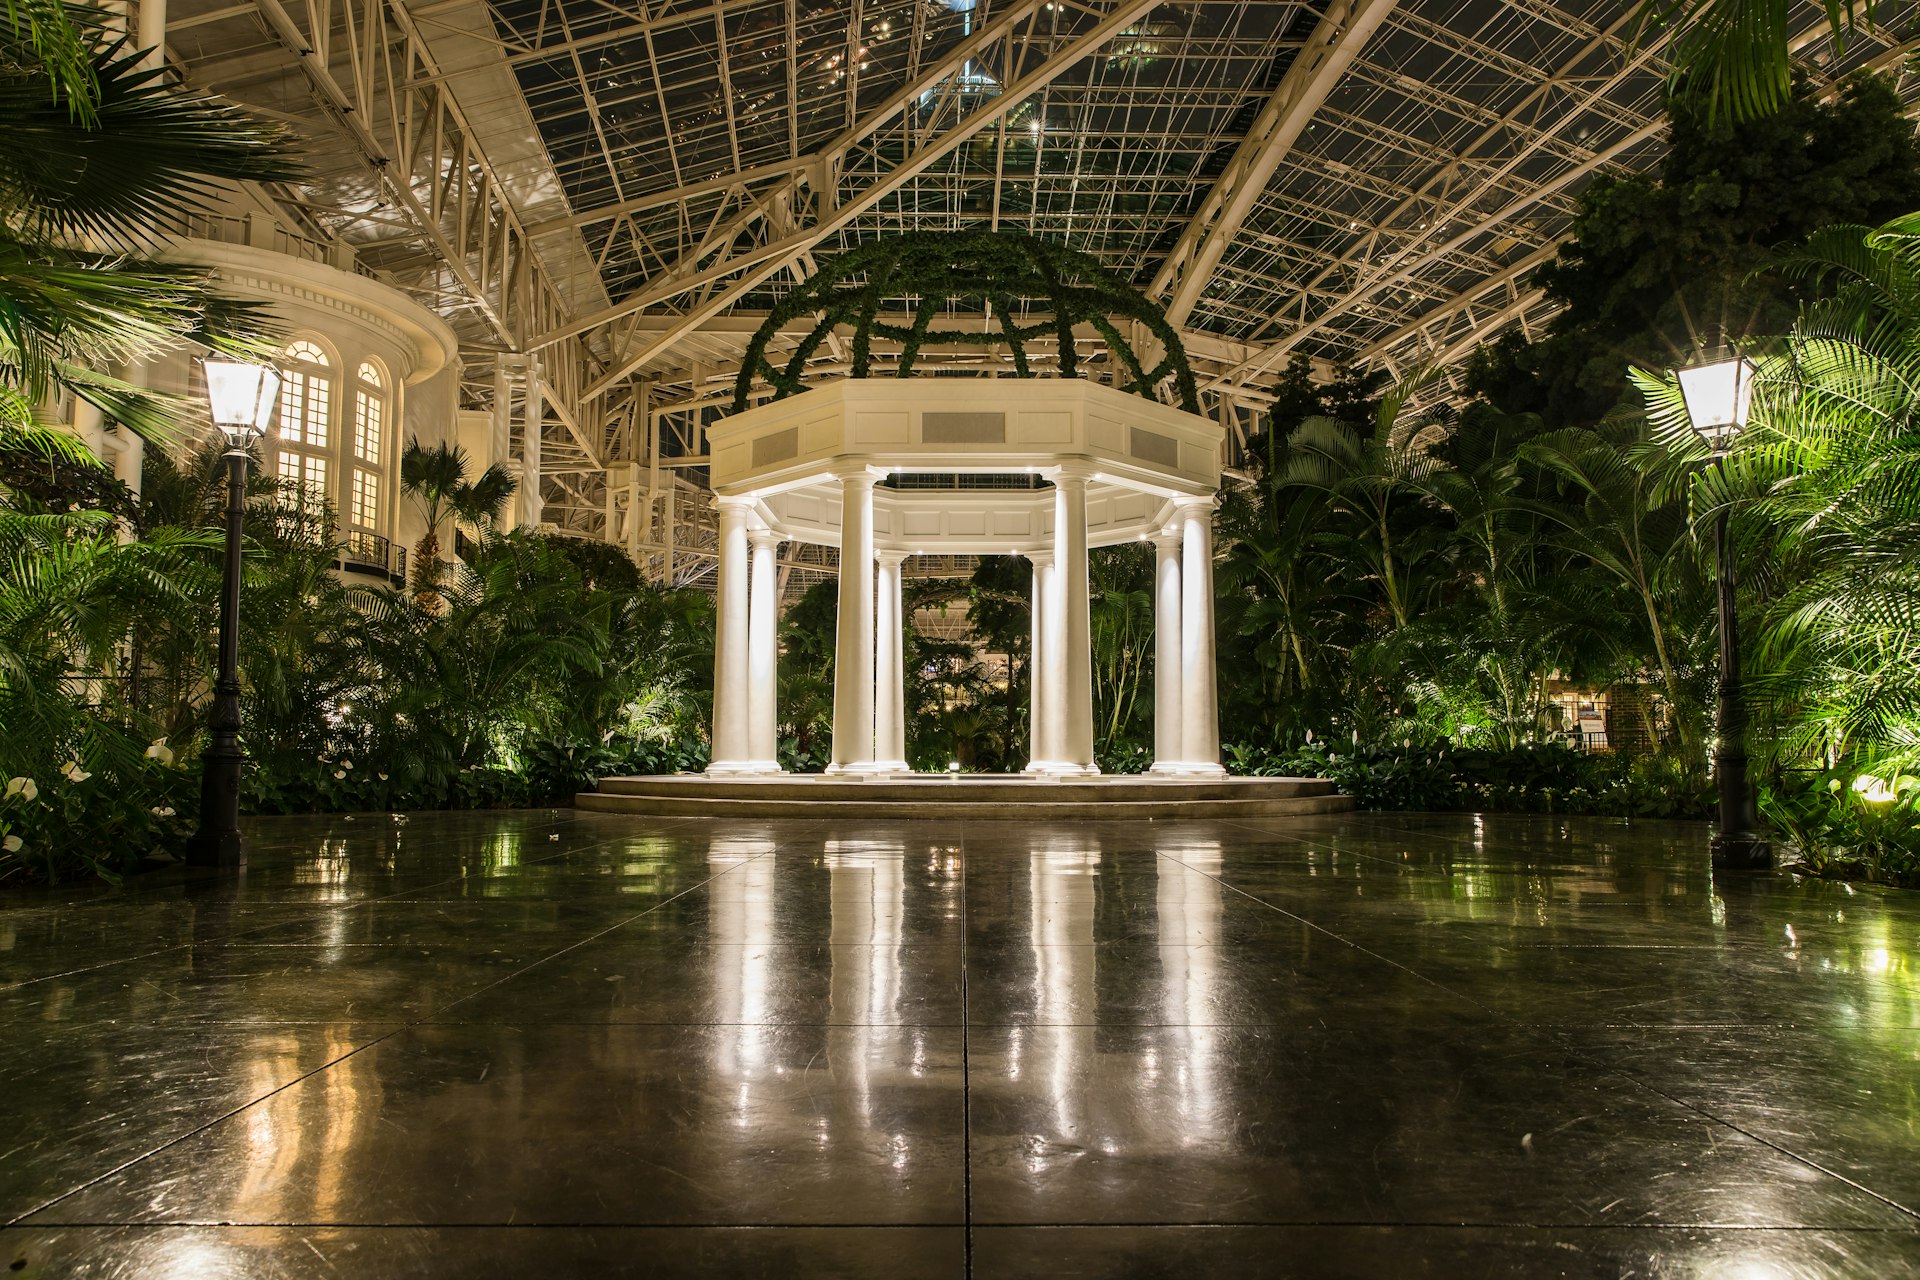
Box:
(732, 231, 1201, 414)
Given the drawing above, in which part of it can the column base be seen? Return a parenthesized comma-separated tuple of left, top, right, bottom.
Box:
(1024, 760, 1102, 777)
(704, 760, 786, 777)
(1150, 761, 1228, 777)
(824, 761, 900, 776)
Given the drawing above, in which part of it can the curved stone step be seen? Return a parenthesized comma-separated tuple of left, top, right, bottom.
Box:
(591, 775, 1339, 803)
(575, 778, 1354, 821)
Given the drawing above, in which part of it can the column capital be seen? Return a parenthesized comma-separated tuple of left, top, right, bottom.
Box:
(835, 464, 882, 488)
(714, 494, 754, 523)
(1023, 549, 1056, 568)
(874, 548, 908, 567)
(1152, 525, 1184, 546)
(1050, 462, 1094, 491)
(1172, 492, 1216, 514)
(749, 527, 782, 549)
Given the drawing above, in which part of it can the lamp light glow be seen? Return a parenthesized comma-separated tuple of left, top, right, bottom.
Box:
(1675, 353, 1757, 450)
(202, 358, 281, 440)
(1852, 774, 1900, 805)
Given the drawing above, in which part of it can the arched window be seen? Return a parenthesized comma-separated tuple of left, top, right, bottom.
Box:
(277, 339, 332, 509)
(348, 359, 387, 537)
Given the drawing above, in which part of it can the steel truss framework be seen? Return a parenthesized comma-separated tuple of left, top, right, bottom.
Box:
(160, 0, 1919, 580)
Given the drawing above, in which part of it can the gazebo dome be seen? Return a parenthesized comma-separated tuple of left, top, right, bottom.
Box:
(732, 230, 1202, 415)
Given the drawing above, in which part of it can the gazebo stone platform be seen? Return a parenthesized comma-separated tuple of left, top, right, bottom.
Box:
(576, 773, 1353, 820)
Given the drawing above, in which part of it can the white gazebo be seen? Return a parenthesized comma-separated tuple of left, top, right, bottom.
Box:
(702, 377, 1226, 778)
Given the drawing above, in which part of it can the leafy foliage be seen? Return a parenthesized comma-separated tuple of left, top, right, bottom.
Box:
(0, 10, 300, 441)
(1631, 0, 1896, 124)
(1470, 74, 1920, 426)
(399, 437, 517, 597)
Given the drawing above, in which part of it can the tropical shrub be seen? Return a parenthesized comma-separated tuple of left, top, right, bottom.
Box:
(1228, 737, 1711, 818)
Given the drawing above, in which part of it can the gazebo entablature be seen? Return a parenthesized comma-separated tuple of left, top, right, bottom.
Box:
(705, 379, 1227, 779)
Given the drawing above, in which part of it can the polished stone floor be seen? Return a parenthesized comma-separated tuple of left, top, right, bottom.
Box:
(1, 810, 1917, 1277)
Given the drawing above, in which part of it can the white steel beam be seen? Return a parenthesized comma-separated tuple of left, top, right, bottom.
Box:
(1151, 0, 1400, 327)
(544, 0, 1168, 399)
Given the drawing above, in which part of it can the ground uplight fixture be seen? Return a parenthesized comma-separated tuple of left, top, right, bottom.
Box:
(1674, 348, 1768, 870)
(191, 356, 281, 869)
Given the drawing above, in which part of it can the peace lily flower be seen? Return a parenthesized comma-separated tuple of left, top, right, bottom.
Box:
(145, 738, 174, 764)
(5, 777, 37, 802)
(61, 761, 91, 783)
(2, 835, 19, 853)
(150, 806, 176, 818)
(333, 770, 347, 780)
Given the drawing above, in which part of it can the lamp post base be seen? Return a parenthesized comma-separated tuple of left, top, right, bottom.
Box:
(189, 825, 246, 868)
(188, 447, 250, 872)
(1710, 831, 1771, 870)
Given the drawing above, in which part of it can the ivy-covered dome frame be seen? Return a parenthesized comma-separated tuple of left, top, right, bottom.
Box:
(731, 230, 1200, 415)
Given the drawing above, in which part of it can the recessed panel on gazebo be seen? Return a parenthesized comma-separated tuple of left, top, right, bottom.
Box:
(709, 379, 1223, 499)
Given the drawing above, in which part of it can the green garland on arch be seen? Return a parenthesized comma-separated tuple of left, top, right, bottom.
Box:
(731, 230, 1200, 415)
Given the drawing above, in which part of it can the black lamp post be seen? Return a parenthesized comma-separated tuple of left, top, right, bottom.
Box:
(190, 358, 280, 869)
(1675, 351, 1770, 869)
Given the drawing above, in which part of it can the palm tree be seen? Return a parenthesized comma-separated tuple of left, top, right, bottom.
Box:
(399, 439, 517, 594)
(0, 503, 217, 794)
(1522, 422, 1706, 759)
(1276, 370, 1447, 630)
(1634, 214, 1920, 776)
(1629, 0, 1867, 125)
(1087, 545, 1153, 747)
(1, 8, 301, 441)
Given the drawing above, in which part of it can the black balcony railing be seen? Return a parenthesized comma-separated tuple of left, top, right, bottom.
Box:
(339, 531, 407, 585)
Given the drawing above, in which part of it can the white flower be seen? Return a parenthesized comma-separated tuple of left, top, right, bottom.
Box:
(150, 806, 176, 818)
(5, 777, 37, 802)
(377, 772, 389, 781)
(333, 770, 347, 780)
(340, 760, 353, 771)
(61, 761, 91, 783)
(2, 835, 18, 853)
(145, 739, 175, 764)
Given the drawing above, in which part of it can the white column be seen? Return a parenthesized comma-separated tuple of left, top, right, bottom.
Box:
(747, 530, 782, 770)
(1179, 498, 1225, 774)
(874, 551, 909, 771)
(1055, 471, 1098, 774)
(1023, 550, 1054, 772)
(137, 0, 167, 69)
(520, 360, 544, 529)
(492, 356, 512, 470)
(829, 470, 878, 772)
(707, 498, 753, 772)
(1151, 527, 1185, 772)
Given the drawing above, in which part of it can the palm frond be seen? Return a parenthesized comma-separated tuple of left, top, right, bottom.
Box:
(0, 39, 303, 243)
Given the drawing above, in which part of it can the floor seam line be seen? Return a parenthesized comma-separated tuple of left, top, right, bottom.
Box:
(960, 823, 974, 1280)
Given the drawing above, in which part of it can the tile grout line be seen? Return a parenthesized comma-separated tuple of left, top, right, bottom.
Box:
(2, 820, 763, 1230)
(960, 823, 974, 1280)
(22, 1219, 1906, 1233)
